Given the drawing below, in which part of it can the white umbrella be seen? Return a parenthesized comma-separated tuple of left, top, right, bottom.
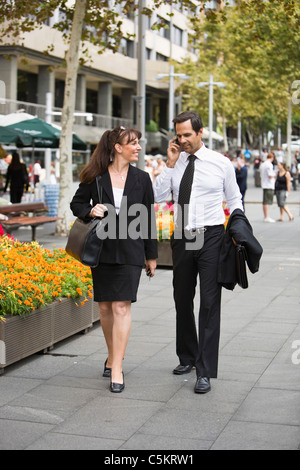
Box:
(0, 112, 36, 127)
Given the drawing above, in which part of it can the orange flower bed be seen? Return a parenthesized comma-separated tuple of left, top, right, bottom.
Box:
(0, 235, 92, 321)
(155, 202, 174, 241)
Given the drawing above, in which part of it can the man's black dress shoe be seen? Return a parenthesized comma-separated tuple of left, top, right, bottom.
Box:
(173, 364, 193, 375)
(194, 376, 211, 394)
(110, 373, 125, 393)
(103, 358, 111, 378)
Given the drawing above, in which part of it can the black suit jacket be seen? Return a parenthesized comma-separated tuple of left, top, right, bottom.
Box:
(218, 209, 263, 290)
(70, 165, 158, 266)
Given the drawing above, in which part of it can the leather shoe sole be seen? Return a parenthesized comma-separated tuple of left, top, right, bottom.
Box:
(173, 364, 193, 375)
(194, 376, 211, 394)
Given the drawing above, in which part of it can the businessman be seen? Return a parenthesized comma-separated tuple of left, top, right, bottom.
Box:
(153, 111, 243, 393)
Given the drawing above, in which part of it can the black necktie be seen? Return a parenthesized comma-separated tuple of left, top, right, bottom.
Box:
(178, 154, 196, 229)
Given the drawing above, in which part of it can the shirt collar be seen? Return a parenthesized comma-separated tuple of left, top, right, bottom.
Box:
(182, 143, 206, 162)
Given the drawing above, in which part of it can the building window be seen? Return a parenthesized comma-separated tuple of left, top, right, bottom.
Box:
(113, 95, 121, 118)
(146, 15, 152, 30)
(173, 26, 183, 46)
(55, 79, 65, 108)
(146, 48, 152, 60)
(156, 53, 168, 62)
(158, 16, 170, 40)
(126, 39, 135, 58)
(86, 89, 98, 113)
(17, 71, 37, 103)
(120, 38, 135, 58)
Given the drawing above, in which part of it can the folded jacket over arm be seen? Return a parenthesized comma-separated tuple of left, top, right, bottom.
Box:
(218, 209, 263, 290)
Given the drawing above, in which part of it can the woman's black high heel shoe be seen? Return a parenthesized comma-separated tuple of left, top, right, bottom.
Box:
(110, 372, 125, 393)
(103, 359, 111, 378)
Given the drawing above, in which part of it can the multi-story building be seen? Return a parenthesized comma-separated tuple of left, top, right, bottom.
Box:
(0, 1, 236, 180)
(0, 2, 199, 170)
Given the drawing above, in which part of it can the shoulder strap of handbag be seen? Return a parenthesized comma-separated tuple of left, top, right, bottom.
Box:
(95, 175, 103, 203)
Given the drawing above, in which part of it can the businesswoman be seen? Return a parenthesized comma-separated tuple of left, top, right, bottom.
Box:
(70, 126, 157, 393)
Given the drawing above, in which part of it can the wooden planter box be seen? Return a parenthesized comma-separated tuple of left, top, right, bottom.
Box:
(157, 241, 173, 267)
(0, 304, 53, 374)
(52, 297, 93, 344)
(0, 297, 94, 375)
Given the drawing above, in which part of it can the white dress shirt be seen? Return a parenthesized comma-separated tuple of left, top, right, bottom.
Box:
(260, 159, 275, 189)
(153, 144, 243, 229)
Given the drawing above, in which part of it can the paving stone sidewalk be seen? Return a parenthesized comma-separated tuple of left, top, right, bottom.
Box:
(0, 173, 300, 450)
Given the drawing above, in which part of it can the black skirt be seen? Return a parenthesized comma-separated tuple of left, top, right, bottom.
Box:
(91, 263, 142, 303)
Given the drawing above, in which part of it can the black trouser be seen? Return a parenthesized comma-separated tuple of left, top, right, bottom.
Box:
(10, 185, 24, 203)
(171, 225, 224, 378)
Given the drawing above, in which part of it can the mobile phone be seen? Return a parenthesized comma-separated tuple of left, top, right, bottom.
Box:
(175, 138, 183, 151)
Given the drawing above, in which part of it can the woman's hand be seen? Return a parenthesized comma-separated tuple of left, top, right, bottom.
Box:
(90, 203, 108, 218)
(145, 259, 157, 278)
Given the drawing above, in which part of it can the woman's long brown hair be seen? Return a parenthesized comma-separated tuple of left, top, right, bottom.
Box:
(80, 126, 142, 184)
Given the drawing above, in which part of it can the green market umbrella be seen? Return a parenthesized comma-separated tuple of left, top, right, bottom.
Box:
(7, 118, 87, 150)
(6, 118, 87, 190)
(0, 125, 33, 147)
(71, 132, 88, 151)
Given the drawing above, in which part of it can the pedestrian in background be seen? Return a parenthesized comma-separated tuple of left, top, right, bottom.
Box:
(260, 153, 276, 223)
(244, 148, 251, 165)
(275, 162, 294, 222)
(289, 163, 297, 191)
(33, 159, 42, 186)
(0, 154, 12, 190)
(235, 156, 248, 209)
(3, 152, 28, 203)
(152, 157, 165, 183)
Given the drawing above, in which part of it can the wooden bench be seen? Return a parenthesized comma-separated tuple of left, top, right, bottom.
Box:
(0, 202, 60, 241)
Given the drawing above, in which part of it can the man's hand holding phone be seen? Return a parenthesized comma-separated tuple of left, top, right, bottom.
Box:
(166, 137, 181, 168)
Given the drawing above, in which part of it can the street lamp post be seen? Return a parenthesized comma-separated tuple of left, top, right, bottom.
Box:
(197, 75, 225, 150)
(136, 0, 147, 169)
(156, 67, 190, 131)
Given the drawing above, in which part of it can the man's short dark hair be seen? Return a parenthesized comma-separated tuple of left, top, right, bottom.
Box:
(173, 111, 203, 134)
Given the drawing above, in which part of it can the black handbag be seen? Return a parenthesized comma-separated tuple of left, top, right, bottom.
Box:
(65, 176, 105, 268)
(235, 244, 248, 289)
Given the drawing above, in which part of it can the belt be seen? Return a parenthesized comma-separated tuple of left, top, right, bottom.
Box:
(174, 224, 223, 238)
(173, 227, 207, 239)
(184, 227, 207, 238)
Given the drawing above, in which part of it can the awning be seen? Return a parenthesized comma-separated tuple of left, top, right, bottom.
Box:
(73, 124, 104, 145)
